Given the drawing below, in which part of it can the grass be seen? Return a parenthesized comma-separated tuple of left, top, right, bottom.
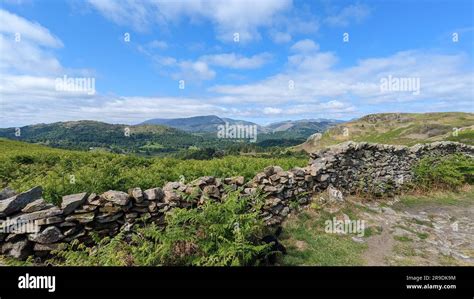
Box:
(278, 209, 367, 266)
(362, 226, 383, 237)
(394, 225, 429, 240)
(0, 138, 307, 204)
(393, 236, 413, 242)
(394, 185, 474, 209)
(295, 112, 474, 152)
(447, 129, 474, 145)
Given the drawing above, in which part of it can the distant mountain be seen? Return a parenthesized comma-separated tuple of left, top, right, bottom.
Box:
(266, 119, 342, 133)
(140, 115, 341, 138)
(294, 112, 474, 153)
(140, 115, 267, 133)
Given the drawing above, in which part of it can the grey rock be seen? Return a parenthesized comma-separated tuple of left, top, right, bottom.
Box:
(28, 226, 64, 244)
(99, 205, 121, 214)
(202, 185, 220, 198)
(73, 204, 98, 213)
(102, 190, 130, 206)
(87, 193, 104, 205)
(143, 188, 164, 201)
(0, 186, 42, 216)
(1, 237, 32, 259)
(21, 198, 54, 213)
(65, 212, 95, 223)
(163, 190, 181, 203)
(233, 176, 245, 185)
(3, 207, 62, 231)
(33, 242, 65, 252)
(35, 216, 64, 226)
(280, 206, 290, 217)
(61, 192, 88, 215)
(0, 187, 16, 200)
(129, 187, 144, 203)
(95, 212, 124, 223)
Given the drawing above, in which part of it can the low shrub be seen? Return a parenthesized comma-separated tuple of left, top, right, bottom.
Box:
(52, 191, 271, 266)
(413, 154, 474, 190)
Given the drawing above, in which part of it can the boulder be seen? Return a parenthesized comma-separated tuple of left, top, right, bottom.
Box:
(0, 186, 42, 217)
(61, 192, 88, 215)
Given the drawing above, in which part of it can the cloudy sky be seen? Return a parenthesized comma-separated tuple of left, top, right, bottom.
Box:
(0, 0, 473, 127)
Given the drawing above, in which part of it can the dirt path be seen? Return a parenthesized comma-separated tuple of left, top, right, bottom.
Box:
(352, 197, 474, 266)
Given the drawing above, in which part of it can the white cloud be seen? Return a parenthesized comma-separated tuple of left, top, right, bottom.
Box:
(138, 48, 272, 81)
(263, 107, 283, 114)
(0, 9, 63, 48)
(147, 40, 168, 50)
(210, 49, 474, 113)
(290, 39, 319, 53)
(88, 0, 292, 42)
(269, 31, 292, 43)
(0, 9, 64, 76)
(325, 3, 371, 27)
(201, 53, 272, 69)
(175, 60, 216, 81)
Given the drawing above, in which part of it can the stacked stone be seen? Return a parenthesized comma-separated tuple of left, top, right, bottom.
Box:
(249, 166, 314, 226)
(1, 141, 472, 260)
(307, 141, 474, 196)
(0, 187, 169, 259)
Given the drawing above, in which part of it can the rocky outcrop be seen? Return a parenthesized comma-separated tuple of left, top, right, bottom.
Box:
(0, 141, 472, 259)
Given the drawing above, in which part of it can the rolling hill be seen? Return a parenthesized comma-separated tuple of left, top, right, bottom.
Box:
(295, 112, 474, 152)
(0, 120, 217, 154)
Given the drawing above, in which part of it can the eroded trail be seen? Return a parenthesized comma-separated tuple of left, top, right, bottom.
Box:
(355, 195, 474, 266)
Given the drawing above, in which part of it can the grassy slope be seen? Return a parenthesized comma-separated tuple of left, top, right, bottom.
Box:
(279, 208, 367, 266)
(295, 112, 474, 152)
(0, 138, 307, 203)
(0, 120, 219, 153)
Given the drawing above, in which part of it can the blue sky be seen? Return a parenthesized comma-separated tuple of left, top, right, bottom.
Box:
(0, 0, 473, 127)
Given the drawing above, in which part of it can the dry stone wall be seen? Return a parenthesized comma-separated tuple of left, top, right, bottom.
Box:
(1, 141, 472, 259)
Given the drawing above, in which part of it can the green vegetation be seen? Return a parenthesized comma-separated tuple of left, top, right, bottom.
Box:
(279, 209, 366, 266)
(51, 191, 270, 266)
(395, 186, 474, 209)
(0, 138, 306, 204)
(0, 120, 320, 157)
(393, 236, 412, 242)
(413, 154, 474, 191)
(296, 112, 474, 152)
(447, 129, 474, 145)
